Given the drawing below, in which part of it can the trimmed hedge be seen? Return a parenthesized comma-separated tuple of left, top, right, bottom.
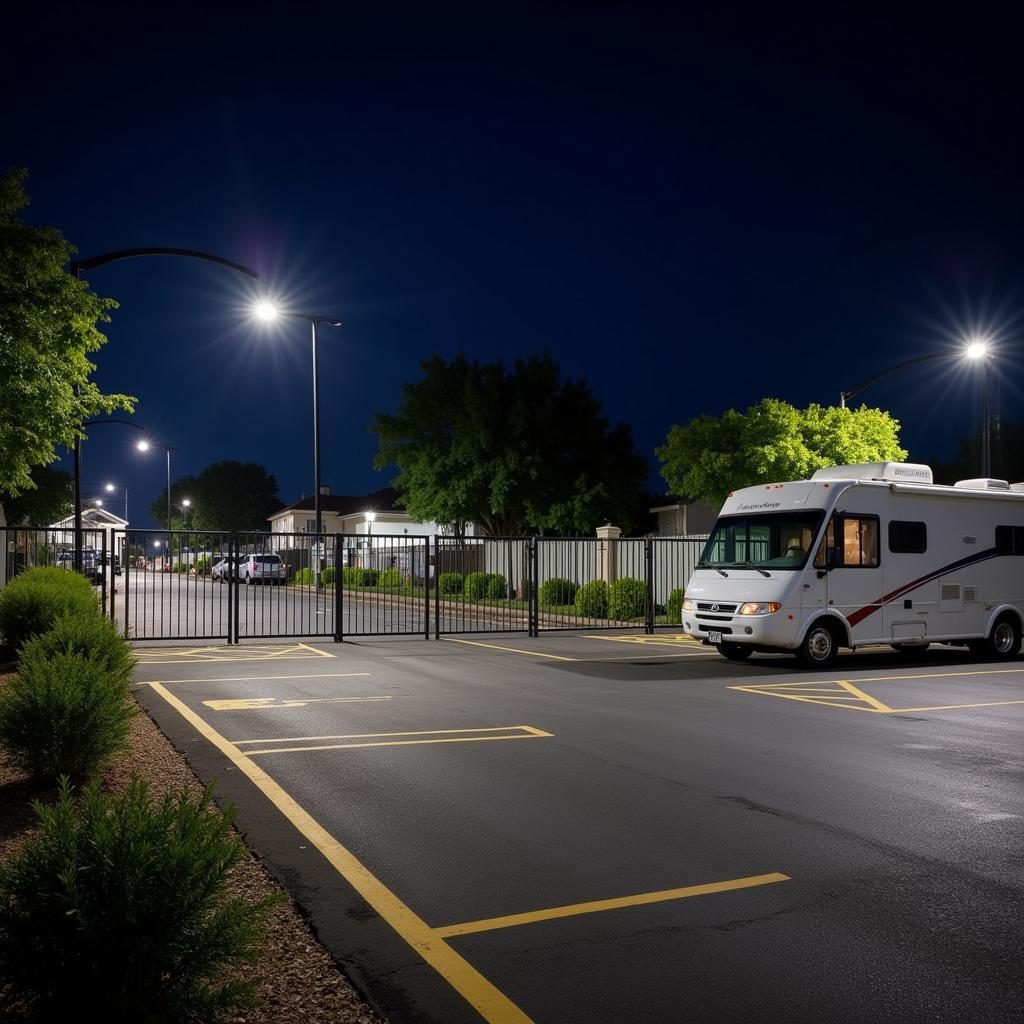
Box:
(194, 556, 212, 576)
(666, 588, 685, 625)
(464, 572, 489, 600)
(608, 577, 646, 620)
(0, 647, 137, 782)
(574, 579, 609, 618)
(438, 572, 464, 596)
(342, 567, 378, 586)
(320, 566, 336, 586)
(292, 567, 315, 586)
(377, 568, 402, 588)
(486, 573, 507, 600)
(19, 611, 136, 684)
(0, 777, 277, 1020)
(0, 567, 98, 652)
(539, 578, 577, 607)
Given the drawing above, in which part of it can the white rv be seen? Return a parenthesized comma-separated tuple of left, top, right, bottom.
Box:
(682, 462, 1024, 667)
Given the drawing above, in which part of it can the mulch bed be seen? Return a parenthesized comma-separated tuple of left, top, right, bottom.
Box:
(0, 669, 381, 1024)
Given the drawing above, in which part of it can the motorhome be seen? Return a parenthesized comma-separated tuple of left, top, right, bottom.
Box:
(682, 462, 1024, 667)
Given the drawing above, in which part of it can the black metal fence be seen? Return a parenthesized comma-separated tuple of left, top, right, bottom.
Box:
(1, 526, 707, 643)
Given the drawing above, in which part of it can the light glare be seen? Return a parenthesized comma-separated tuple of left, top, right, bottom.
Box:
(136, 440, 150, 452)
(253, 300, 279, 322)
(965, 339, 989, 360)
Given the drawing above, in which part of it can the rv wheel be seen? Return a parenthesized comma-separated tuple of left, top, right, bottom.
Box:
(796, 620, 840, 669)
(970, 614, 1022, 661)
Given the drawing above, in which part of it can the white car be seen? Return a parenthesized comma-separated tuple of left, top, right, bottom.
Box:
(212, 557, 236, 582)
(238, 554, 287, 585)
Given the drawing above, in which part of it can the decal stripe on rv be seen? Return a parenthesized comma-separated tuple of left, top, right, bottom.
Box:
(846, 547, 1000, 627)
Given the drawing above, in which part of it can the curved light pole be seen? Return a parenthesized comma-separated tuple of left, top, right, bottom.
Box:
(69, 248, 259, 571)
(839, 341, 994, 476)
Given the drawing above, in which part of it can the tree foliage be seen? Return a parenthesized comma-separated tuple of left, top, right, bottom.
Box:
(0, 465, 73, 525)
(149, 461, 280, 531)
(656, 399, 908, 505)
(372, 354, 649, 535)
(0, 168, 134, 501)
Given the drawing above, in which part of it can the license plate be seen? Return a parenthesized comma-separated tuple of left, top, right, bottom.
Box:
(708, 631, 723, 645)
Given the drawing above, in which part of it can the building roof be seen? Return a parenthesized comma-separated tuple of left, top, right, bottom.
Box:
(270, 487, 402, 520)
(50, 507, 129, 528)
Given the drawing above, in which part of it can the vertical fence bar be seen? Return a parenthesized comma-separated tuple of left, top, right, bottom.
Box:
(333, 533, 343, 642)
(529, 537, 538, 637)
(424, 537, 431, 639)
(644, 537, 654, 634)
(230, 532, 239, 645)
(434, 538, 441, 640)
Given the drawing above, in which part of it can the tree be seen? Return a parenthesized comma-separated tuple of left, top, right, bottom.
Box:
(149, 462, 280, 531)
(0, 168, 134, 517)
(0, 466, 74, 525)
(372, 354, 649, 535)
(656, 399, 908, 506)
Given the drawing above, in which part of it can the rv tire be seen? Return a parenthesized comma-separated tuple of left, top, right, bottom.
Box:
(796, 619, 840, 669)
(970, 614, 1022, 661)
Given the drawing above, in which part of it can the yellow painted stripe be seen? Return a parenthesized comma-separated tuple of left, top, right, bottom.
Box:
(442, 638, 577, 661)
(883, 698, 1024, 713)
(826, 666, 1024, 685)
(235, 725, 549, 745)
(245, 732, 553, 756)
(146, 683, 535, 1024)
(836, 681, 893, 712)
(134, 672, 370, 686)
(435, 872, 790, 939)
(204, 696, 392, 711)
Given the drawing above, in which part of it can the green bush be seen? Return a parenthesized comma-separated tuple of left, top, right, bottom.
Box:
(517, 578, 533, 602)
(292, 567, 315, 586)
(194, 556, 212, 576)
(0, 777, 277, 1021)
(666, 588, 685, 624)
(0, 648, 137, 782)
(0, 567, 98, 652)
(377, 568, 401, 588)
(342, 567, 378, 586)
(486, 573, 507, 600)
(608, 577, 646, 620)
(574, 579, 609, 618)
(539, 577, 577, 607)
(20, 611, 136, 684)
(438, 572, 464, 596)
(172, 562, 189, 574)
(463, 572, 489, 600)
(320, 566, 336, 586)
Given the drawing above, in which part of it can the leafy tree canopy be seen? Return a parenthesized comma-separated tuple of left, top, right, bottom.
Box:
(372, 354, 650, 535)
(0, 168, 134, 502)
(149, 461, 281, 532)
(656, 399, 908, 506)
(0, 466, 74, 526)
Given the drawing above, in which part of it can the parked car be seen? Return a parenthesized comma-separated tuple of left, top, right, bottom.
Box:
(237, 554, 287, 585)
(212, 556, 237, 582)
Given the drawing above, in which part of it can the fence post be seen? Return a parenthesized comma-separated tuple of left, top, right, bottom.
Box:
(424, 537, 431, 639)
(529, 537, 539, 637)
(100, 530, 107, 618)
(229, 531, 239, 645)
(434, 538, 441, 640)
(333, 534, 343, 643)
(645, 537, 654, 634)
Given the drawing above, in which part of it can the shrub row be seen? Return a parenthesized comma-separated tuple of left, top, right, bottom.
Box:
(0, 566, 270, 1019)
(570, 577, 647, 620)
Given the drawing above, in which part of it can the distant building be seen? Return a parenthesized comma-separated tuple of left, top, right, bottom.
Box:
(48, 507, 129, 561)
(648, 496, 718, 536)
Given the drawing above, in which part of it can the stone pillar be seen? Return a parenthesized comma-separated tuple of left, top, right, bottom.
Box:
(595, 523, 621, 586)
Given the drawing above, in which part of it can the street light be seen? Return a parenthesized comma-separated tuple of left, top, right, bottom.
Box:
(105, 482, 129, 521)
(366, 511, 376, 571)
(69, 248, 259, 573)
(251, 300, 344, 542)
(838, 339, 996, 477)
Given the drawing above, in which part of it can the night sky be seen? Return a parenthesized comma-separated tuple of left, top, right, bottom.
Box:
(6, 7, 1023, 526)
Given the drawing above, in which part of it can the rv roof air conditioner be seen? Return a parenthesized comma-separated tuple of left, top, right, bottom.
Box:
(810, 462, 934, 485)
(954, 478, 1011, 491)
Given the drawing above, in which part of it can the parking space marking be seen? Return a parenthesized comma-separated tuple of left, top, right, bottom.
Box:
(203, 695, 393, 711)
(581, 633, 704, 648)
(238, 725, 554, 756)
(731, 671, 1024, 714)
(146, 682, 536, 1023)
(133, 643, 334, 665)
(134, 672, 370, 687)
(442, 638, 578, 661)
(434, 872, 790, 939)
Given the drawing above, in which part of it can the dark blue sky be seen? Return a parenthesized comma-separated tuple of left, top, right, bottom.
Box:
(6, 7, 1023, 525)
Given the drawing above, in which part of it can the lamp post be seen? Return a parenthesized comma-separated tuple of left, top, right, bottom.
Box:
(839, 340, 994, 477)
(366, 511, 376, 571)
(69, 248, 259, 572)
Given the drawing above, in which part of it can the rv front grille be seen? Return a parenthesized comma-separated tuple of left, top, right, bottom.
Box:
(697, 602, 737, 613)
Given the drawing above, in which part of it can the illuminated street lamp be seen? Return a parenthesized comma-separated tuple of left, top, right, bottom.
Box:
(105, 482, 129, 521)
(838, 339, 996, 476)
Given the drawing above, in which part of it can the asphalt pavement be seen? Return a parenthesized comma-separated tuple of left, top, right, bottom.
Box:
(133, 633, 1024, 1024)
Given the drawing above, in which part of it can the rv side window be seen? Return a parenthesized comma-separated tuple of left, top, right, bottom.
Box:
(889, 520, 927, 554)
(995, 525, 1024, 555)
(840, 515, 879, 567)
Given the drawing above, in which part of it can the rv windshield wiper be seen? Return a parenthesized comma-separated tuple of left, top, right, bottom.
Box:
(733, 561, 771, 578)
(697, 560, 729, 577)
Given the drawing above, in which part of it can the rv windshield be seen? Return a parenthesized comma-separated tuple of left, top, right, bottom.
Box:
(700, 511, 825, 570)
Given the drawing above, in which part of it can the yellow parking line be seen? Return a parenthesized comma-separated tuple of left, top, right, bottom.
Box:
(435, 872, 791, 939)
(240, 725, 554, 756)
(204, 696, 392, 711)
(134, 672, 370, 687)
(442, 638, 577, 661)
(881, 699, 1024, 713)
(831, 666, 1024, 685)
(145, 683, 535, 1024)
(835, 680, 893, 712)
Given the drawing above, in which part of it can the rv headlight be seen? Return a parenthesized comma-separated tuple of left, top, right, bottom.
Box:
(738, 602, 781, 615)
(682, 599, 695, 612)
